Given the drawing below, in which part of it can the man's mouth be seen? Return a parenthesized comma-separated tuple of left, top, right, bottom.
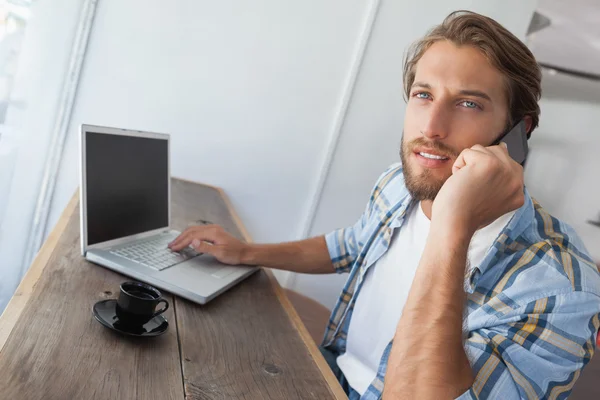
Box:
(411, 148, 452, 169)
(416, 151, 449, 161)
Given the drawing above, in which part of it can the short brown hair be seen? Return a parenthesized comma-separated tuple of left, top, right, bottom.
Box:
(403, 10, 542, 137)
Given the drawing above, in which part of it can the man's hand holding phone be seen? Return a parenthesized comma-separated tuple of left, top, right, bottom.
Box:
(431, 141, 525, 236)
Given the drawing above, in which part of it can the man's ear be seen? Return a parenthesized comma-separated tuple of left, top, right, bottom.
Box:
(523, 115, 533, 134)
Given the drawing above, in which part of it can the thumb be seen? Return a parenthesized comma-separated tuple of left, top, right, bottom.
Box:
(191, 239, 214, 254)
(452, 151, 467, 174)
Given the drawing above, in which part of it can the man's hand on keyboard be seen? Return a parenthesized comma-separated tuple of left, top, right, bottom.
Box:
(168, 225, 249, 266)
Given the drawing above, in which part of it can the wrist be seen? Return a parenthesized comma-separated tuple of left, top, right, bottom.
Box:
(240, 243, 258, 265)
(429, 217, 475, 248)
(431, 212, 476, 239)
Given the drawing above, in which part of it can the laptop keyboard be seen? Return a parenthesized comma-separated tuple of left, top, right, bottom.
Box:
(110, 234, 201, 271)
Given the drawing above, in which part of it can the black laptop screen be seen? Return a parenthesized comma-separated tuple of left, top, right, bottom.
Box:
(85, 131, 169, 246)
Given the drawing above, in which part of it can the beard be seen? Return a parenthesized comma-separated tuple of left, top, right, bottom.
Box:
(400, 135, 459, 201)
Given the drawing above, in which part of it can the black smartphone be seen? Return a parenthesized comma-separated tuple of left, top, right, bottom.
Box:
(492, 120, 528, 165)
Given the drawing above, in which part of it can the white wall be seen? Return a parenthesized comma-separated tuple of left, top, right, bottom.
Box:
(45, 0, 371, 288)
(288, 0, 538, 309)
(0, 0, 85, 312)
(16, 1, 540, 312)
(524, 71, 600, 261)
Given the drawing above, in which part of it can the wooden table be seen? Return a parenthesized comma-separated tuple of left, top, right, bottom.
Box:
(0, 179, 347, 400)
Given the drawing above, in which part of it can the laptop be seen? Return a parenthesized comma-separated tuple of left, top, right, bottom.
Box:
(79, 124, 258, 304)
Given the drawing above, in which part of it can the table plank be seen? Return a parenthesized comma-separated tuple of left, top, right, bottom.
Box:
(0, 191, 79, 353)
(170, 179, 346, 399)
(0, 198, 184, 400)
(176, 273, 333, 399)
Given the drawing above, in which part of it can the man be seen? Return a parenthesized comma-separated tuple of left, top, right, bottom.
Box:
(169, 11, 600, 399)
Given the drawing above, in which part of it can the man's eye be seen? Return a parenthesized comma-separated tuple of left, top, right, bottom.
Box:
(460, 100, 480, 109)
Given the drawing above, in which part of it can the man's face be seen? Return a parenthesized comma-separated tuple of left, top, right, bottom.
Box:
(401, 40, 509, 200)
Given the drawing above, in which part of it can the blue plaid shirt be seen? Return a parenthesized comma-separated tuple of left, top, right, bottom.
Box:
(322, 163, 600, 399)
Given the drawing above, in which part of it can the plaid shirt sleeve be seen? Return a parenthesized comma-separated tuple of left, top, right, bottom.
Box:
(456, 290, 600, 399)
(325, 212, 369, 274)
(325, 163, 401, 274)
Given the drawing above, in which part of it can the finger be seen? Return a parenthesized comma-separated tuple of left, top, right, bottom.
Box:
(168, 227, 198, 248)
(190, 239, 216, 255)
(169, 235, 195, 252)
(168, 229, 192, 248)
(169, 225, 213, 248)
(170, 226, 220, 251)
(452, 151, 466, 173)
(470, 144, 489, 154)
(452, 148, 484, 173)
(486, 142, 513, 165)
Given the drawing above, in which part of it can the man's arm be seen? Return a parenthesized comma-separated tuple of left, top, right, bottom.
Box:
(169, 226, 335, 274)
(168, 209, 367, 275)
(169, 165, 404, 274)
(384, 143, 525, 399)
(242, 236, 335, 274)
(383, 219, 474, 398)
(169, 164, 401, 274)
(167, 199, 371, 275)
(385, 227, 600, 400)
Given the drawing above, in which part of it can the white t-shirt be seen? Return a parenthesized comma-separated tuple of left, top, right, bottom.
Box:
(337, 202, 515, 395)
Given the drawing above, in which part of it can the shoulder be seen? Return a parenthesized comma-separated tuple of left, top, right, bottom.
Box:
(495, 198, 600, 301)
(373, 163, 404, 189)
(368, 163, 407, 205)
(530, 199, 600, 296)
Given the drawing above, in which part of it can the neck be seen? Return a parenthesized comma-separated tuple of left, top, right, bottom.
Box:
(420, 200, 433, 220)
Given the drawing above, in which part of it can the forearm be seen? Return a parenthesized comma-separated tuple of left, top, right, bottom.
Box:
(384, 223, 474, 399)
(241, 236, 335, 274)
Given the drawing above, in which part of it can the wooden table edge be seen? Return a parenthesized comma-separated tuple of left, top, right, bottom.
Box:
(0, 190, 79, 354)
(211, 182, 347, 400)
(0, 179, 348, 400)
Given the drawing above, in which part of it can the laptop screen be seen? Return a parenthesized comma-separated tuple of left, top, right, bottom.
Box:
(85, 131, 169, 246)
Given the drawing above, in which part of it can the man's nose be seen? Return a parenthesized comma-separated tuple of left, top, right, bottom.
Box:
(420, 103, 450, 140)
